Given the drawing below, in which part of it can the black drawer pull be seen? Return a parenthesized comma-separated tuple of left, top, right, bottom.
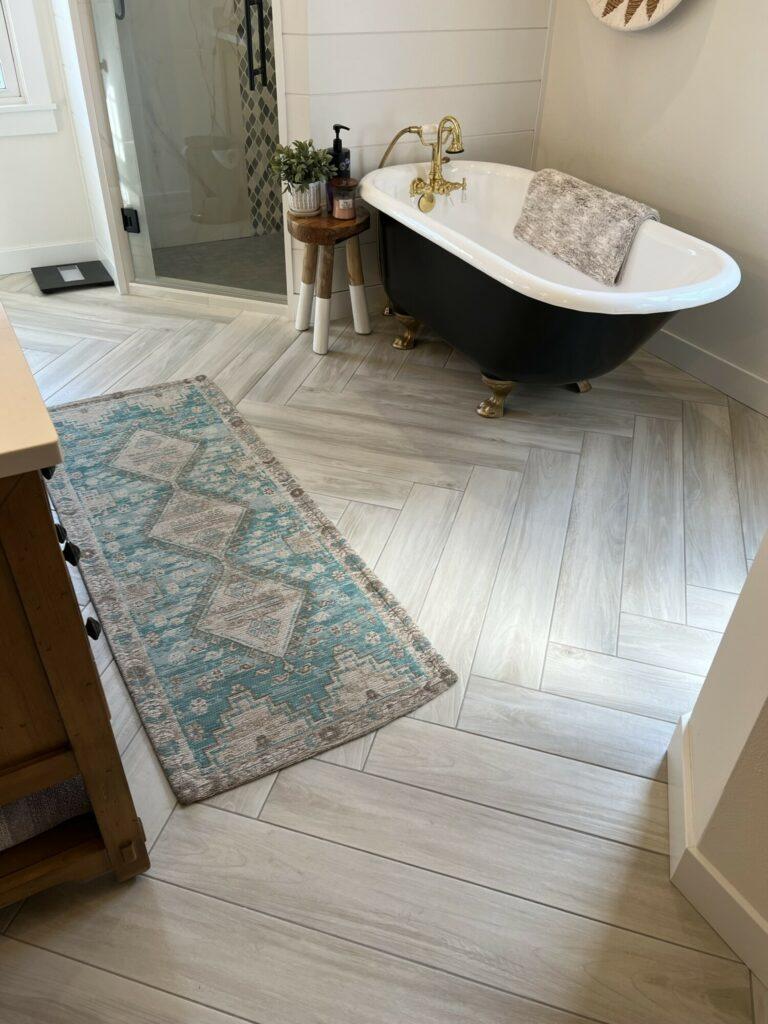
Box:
(63, 541, 81, 566)
(85, 617, 102, 641)
(41, 466, 56, 480)
(55, 523, 68, 544)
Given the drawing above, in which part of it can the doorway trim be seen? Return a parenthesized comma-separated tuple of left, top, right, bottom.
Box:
(66, 0, 295, 318)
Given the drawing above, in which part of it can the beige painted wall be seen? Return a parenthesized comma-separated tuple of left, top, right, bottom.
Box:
(536, 0, 768, 413)
(0, 0, 95, 272)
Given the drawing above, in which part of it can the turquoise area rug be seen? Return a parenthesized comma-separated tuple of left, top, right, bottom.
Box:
(50, 378, 455, 803)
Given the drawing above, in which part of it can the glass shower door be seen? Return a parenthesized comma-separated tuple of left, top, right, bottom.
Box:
(91, 0, 285, 300)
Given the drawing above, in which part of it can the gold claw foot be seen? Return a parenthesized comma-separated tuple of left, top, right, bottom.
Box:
(568, 380, 592, 393)
(477, 375, 515, 418)
(393, 313, 421, 350)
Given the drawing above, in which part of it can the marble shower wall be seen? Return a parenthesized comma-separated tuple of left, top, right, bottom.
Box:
(114, 0, 281, 249)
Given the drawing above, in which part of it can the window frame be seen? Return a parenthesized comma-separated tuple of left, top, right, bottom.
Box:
(0, 0, 21, 101)
(0, 0, 57, 137)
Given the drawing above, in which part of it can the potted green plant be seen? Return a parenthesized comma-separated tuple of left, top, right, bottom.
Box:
(271, 140, 334, 217)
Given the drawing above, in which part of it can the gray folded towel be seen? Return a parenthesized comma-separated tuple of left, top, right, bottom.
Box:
(514, 168, 660, 286)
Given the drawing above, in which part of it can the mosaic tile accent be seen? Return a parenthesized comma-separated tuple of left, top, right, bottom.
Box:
(236, 0, 283, 236)
(49, 379, 456, 803)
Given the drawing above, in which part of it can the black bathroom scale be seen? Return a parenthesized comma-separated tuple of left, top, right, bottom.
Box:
(31, 260, 113, 295)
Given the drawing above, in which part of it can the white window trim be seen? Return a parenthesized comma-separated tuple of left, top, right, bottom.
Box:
(0, 1, 21, 99)
(0, 0, 57, 137)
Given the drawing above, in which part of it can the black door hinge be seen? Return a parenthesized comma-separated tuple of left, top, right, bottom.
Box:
(121, 207, 140, 233)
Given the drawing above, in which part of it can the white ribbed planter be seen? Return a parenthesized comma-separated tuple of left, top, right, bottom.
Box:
(287, 181, 323, 217)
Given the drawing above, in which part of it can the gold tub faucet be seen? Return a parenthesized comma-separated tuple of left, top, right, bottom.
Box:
(409, 115, 467, 213)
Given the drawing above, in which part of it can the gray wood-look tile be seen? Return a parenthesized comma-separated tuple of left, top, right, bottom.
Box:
(684, 403, 747, 593)
(414, 465, 524, 725)
(174, 309, 275, 380)
(730, 398, 768, 560)
(622, 416, 686, 623)
(15, 324, 90, 352)
(336, 501, 400, 566)
(278, 455, 413, 510)
(399, 362, 684, 420)
(8, 876, 586, 1024)
(618, 613, 721, 677)
(205, 772, 277, 818)
(48, 327, 179, 404)
(301, 321, 376, 392)
(243, 322, 349, 405)
(5, 303, 137, 343)
(121, 730, 176, 849)
(352, 332, 407, 381)
(241, 398, 531, 472)
(459, 676, 673, 781)
(148, 805, 750, 1024)
(686, 585, 738, 633)
(366, 717, 669, 852)
(596, 351, 728, 405)
(345, 372, 636, 438)
(474, 448, 579, 687)
(259, 429, 473, 491)
(307, 492, 348, 524)
(34, 336, 121, 401)
(550, 432, 631, 654)
(289, 385, 585, 454)
(22, 347, 57, 372)
(261, 760, 732, 957)
(215, 317, 302, 404)
(374, 484, 462, 619)
(542, 643, 704, 722)
(0, 937, 248, 1024)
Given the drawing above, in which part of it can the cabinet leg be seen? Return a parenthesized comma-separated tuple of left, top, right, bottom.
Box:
(295, 243, 318, 331)
(346, 235, 371, 335)
(313, 244, 334, 355)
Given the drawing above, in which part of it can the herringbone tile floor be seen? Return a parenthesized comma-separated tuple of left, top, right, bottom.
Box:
(1, 272, 766, 1024)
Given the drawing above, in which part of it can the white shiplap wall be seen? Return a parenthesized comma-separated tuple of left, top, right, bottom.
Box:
(280, 0, 553, 312)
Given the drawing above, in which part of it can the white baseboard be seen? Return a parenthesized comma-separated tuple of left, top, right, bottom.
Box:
(0, 240, 99, 276)
(648, 328, 768, 416)
(668, 718, 768, 984)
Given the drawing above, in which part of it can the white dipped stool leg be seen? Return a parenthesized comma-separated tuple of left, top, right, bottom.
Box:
(313, 244, 334, 355)
(346, 235, 371, 335)
(295, 243, 317, 331)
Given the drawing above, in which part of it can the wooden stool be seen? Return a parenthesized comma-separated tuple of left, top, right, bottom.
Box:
(287, 209, 371, 355)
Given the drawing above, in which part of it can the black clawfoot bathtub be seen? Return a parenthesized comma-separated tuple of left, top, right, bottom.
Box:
(360, 162, 740, 416)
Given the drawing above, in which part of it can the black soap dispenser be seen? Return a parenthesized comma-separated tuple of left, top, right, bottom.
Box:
(327, 124, 351, 179)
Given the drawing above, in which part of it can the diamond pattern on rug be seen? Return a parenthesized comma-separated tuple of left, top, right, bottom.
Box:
(114, 429, 198, 482)
(198, 569, 304, 657)
(150, 489, 246, 557)
(49, 379, 456, 803)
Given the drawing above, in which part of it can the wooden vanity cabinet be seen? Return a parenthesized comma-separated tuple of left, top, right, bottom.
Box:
(0, 467, 149, 907)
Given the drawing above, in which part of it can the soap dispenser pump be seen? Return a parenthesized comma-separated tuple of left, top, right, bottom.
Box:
(328, 124, 351, 179)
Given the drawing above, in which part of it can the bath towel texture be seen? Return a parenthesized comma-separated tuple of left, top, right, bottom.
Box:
(514, 169, 660, 286)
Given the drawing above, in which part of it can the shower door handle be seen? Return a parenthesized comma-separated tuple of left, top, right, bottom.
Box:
(114, 0, 126, 19)
(245, 0, 267, 89)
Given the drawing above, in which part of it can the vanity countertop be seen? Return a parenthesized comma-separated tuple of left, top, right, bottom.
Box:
(0, 302, 61, 479)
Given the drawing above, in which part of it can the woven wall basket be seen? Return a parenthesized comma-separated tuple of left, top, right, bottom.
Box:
(586, 0, 685, 32)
